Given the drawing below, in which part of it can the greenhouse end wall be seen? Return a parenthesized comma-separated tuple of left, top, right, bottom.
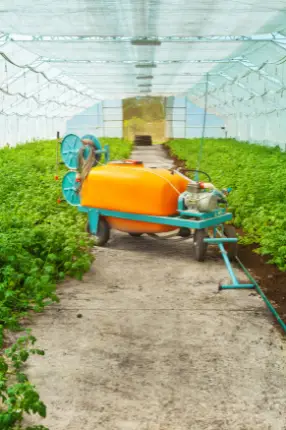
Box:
(65, 96, 226, 141)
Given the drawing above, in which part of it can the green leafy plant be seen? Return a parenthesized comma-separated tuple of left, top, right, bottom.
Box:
(0, 137, 133, 428)
(167, 138, 286, 271)
(0, 334, 47, 430)
(100, 138, 133, 160)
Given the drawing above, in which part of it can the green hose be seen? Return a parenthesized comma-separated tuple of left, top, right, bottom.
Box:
(236, 256, 286, 333)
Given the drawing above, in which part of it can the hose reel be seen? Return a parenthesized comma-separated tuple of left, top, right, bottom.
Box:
(61, 133, 103, 170)
(61, 133, 109, 206)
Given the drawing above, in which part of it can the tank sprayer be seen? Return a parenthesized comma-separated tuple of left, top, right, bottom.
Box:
(60, 133, 254, 291)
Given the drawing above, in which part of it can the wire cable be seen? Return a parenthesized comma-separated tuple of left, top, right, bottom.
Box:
(0, 111, 73, 119)
(0, 85, 90, 110)
(0, 51, 98, 101)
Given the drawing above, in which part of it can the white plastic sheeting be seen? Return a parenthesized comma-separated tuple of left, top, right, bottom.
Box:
(189, 40, 286, 148)
(66, 100, 123, 138)
(0, 39, 100, 146)
(0, 116, 67, 147)
(166, 97, 225, 139)
(0, 0, 286, 146)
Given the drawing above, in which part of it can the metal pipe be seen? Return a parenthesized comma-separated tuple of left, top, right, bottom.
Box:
(204, 238, 238, 243)
(218, 243, 239, 286)
(220, 284, 254, 289)
(4, 33, 285, 43)
(195, 73, 209, 180)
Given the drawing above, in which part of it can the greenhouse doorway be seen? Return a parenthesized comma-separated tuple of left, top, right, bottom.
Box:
(123, 96, 166, 143)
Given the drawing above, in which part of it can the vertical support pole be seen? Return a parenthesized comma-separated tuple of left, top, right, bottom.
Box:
(55, 131, 60, 178)
(121, 98, 123, 139)
(184, 96, 187, 139)
(104, 145, 110, 163)
(102, 101, 106, 138)
(195, 73, 209, 181)
(164, 97, 167, 140)
(88, 209, 100, 234)
(218, 243, 239, 286)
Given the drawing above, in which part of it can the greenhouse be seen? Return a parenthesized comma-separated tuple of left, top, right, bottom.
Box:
(0, 1, 286, 429)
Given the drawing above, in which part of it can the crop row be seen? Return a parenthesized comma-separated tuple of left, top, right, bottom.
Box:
(0, 138, 132, 429)
(167, 138, 286, 271)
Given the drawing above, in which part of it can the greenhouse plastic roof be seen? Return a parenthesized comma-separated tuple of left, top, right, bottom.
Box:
(1, 0, 286, 118)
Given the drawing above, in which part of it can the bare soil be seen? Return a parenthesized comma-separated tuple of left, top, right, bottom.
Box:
(238, 241, 286, 323)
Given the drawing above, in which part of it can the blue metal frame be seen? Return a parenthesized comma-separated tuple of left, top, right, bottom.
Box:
(204, 238, 237, 244)
(78, 206, 232, 229)
(104, 145, 110, 163)
(76, 204, 286, 331)
(78, 206, 254, 290)
(96, 144, 109, 163)
(87, 210, 100, 234)
(202, 233, 254, 289)
(218, 242, 254, 289)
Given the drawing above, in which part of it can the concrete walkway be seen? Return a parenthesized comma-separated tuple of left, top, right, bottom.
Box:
(27, 145, 286, 430)
(131, 145, 174, 168)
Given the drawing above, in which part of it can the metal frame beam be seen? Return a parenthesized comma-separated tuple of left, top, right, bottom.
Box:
(189, 92, 234, 114)
(40, 57, 243, 65)
(239, 57, 285, 88)
(204, 78, 281, 111)
(66, 73, 220, 77)
(65, 82, 210, 88)
(217, 71, 285, 111)
(5, 82, 92, 114)
(188, 55, 286, 114)
(3, 32, 286, 44)
(0, 52, 101, 102)
(2, 30, 286, 112)
(218, 72, 259, 97)
(0, 60, 44, 87)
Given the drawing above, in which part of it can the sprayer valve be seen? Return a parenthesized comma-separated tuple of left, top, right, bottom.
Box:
(199, 182, 215, 190)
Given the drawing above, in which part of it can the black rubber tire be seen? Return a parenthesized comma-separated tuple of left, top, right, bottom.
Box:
(86, 217, 110, 246)
(223, 225, 238, 261)
(129, 233, 143, 237)
(178, 227, 191, 238)
(193, 229, 208, 262)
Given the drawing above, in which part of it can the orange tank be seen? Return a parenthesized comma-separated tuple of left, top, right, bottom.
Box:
(80, 162, 189, 233)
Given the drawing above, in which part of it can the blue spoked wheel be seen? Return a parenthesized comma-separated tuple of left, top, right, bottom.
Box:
(61, 134, 83, 169)
(81, 134, 102, 164)
(62, 171, 81, 206)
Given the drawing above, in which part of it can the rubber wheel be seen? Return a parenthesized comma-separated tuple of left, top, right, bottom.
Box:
(223, 225, 238, 261)
(193, 229, 208, 262)
(86, 218, 110, 246)
(178, 227, 191, 238)
(129, 233, 143, 237)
